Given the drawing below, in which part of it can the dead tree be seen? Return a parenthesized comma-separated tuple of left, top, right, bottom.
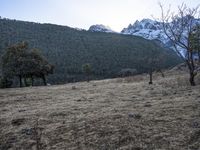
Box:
(159, 3, 200, 86)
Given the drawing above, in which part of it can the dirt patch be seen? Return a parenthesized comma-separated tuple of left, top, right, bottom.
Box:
(11, 118, 26, 126)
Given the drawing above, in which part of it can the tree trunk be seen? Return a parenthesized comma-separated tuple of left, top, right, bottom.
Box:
(188, 50, 196, 86)
(19, 75, 22, 87)
(158, 69, 165, 77)
(31, 75, 34, 86)
(87, 75, 90, 82)
(24, 78, 28, 87)
(149, 71, 153, 85)
(4, 78, 8, 88)
(189, 71, 196, 86)
(42, 75, 47, 86)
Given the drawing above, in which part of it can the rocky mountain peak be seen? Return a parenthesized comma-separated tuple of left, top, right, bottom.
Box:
(88, 24, 115, 33)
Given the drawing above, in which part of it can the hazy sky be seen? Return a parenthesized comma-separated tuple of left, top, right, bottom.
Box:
(0, 0, 199, 31)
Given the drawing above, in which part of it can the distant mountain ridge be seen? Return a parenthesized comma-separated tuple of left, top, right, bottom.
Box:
(88, 19, 167, 43)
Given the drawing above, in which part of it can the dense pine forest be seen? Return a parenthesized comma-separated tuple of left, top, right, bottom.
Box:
(0, 18, 181, 85)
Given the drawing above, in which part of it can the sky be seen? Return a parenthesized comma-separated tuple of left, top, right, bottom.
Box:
(0, 0, 199, 32)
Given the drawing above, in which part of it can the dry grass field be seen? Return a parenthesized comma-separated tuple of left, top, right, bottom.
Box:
(0, 68, 200, 150)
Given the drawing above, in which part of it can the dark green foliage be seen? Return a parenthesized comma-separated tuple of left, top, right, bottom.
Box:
(26, 48, 54, 86)
(0, 18, 181, 84)
(1, 42, 29, 79)
(82, 63, 92, 75)
(190, 25, 200, 62)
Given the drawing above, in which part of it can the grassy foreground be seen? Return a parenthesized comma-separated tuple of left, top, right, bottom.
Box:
(0, 69, 200, 150)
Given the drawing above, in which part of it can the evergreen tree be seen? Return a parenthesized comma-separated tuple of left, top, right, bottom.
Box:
(82, 63, 92, 82)
(1, 42, 54, 87)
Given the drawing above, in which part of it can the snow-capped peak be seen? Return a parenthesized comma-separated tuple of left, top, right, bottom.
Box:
(121, 19, 168, 44)
(88, 24, 115, 33)
(122, 19, 163, 33)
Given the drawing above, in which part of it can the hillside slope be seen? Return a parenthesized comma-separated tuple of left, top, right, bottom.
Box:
(0, 70, 200, 149)
(0, 18, 181, 84)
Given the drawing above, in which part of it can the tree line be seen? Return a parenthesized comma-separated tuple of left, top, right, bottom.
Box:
(0, 18, 181, 86)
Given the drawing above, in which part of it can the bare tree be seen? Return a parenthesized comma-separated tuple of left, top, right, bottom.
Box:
(159, 3, 200, 86)
(142, 43, 165, 85)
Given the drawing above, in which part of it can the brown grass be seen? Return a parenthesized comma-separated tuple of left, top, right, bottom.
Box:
(0, 71, 200, 150)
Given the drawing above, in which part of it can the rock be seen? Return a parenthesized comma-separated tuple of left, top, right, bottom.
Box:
(21, 128, 34, 135)
(128, 113, 142, 119)
(72, 86, 76, 90)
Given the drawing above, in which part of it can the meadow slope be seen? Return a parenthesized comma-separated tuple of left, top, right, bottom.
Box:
(0, 70, 200, 150)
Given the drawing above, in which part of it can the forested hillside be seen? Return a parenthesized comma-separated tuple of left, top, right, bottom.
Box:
(0, 18, 181, 84)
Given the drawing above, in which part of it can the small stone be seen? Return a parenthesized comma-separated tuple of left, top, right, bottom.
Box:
(144, 104, 152, 107)
(128, 113, 142, 119)
(18, 109, 26, 112)
(192, 122, 200, 128)
(72, 86, 76, 90)
(21, 128, 34, 135)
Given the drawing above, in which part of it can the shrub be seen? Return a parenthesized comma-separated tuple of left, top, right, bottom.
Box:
(118, 68, 137, 77)
(0, 77, 12, 88)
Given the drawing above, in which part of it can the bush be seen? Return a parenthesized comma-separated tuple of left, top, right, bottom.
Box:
(118, 68, 137, 77)
(24, 78, 32, 87)
(0, 77, 12, 88)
